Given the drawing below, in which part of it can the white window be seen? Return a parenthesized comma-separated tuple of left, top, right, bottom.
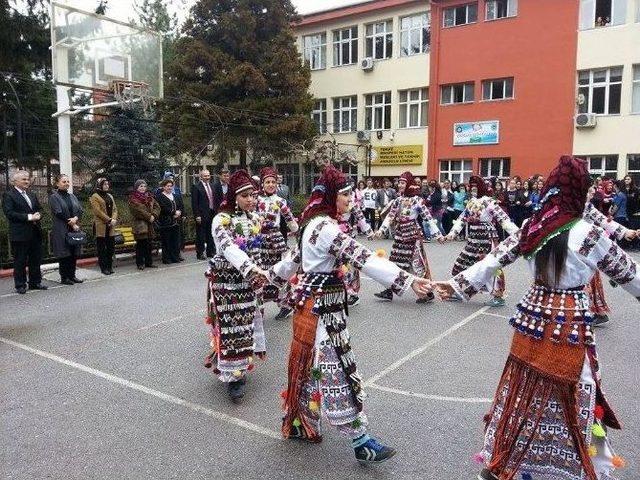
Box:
(365, 20, 393, 60)
(578, 67, 622, 115)
(365, 92, 392, 130)
(633, 65, 640, 113)
(333, 96, 358, 133)
(439, 159, 473, 183)
(480, 158, 511, 178)
(399, 88, 428, 128)
(333, 26, 358, 66)
(486, 0, 518, 19)
(303, 33, 326, 70)
(587, 155, 618, 178)
(628, 154, 640, 183)
(579, 0, 628, 29)
(441, 82, 474, 104)
(443, 3, 478, 27)
(312, 99, 327, 134)
(637, 0, 640, 21)
(400, 13, 430, 56)
(482, 77, 514, 100)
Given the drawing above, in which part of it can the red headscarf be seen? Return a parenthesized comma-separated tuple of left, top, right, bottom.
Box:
(468, 175, 489, 197)
(399, 171, 414, 186)
(219, 169, 257, 213)
(299, 165, 351, 227)
(519, 155, 591, 258)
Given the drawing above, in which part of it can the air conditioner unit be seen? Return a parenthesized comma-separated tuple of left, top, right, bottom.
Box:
(575, 113, 597, 129)
(361, 57, 374, 71)
(357, 130, 371, 142)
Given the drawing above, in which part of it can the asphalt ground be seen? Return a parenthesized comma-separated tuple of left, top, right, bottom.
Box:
(1, 239, 639, 480)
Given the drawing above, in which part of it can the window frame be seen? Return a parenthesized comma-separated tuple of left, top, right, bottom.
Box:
(333, 95, 358, 133)
(577, 67, 623, 116)
(587, 154, 619, 179)
(332, 26, 358, 67)
(365, 20, 394, 60)
(485, 0, 518, 21)
(303, 32, 327, 71)
(627, 154, 640, 183)
(312, 99, 328, 134)
(400, 12, 431, 56)
(482, 77, 515, 101)
(443, 3, 478, 28)
(440, 82, 475, 105)
(479, 158, 511, 178)
(364, 91, 392, 131)
(632, 64, 640, 114)
(439, 159, 474, 183)
(399, 88, 429, 128)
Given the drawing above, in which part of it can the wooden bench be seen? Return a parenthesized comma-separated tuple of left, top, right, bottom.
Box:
(114, 226, 136, 248)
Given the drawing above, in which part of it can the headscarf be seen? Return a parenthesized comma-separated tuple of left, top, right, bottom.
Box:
(519, 155, 591, 258)
(219, 169, 257, 213)
(260, 167, 277, 183)
(398, 171, 414, 187)
(129, 179, 153, 205)
(299, 165, 351, 227)
(468, 175, 489, 198)
(95, 177, 109, 193)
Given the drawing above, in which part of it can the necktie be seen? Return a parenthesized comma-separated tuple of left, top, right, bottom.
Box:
(21, 191, 33, 209)
(204, 182, 213, 209)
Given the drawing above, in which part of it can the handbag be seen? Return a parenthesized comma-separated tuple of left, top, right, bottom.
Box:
(113, 232, 125, 245)
(66, 230, 88, 246)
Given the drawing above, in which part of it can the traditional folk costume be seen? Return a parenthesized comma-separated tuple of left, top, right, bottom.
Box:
(448, 176, 519, 307)
(256, 168, 299, 318)
(339, 195, 373, 306)
(204, 170, 266, 401)
(269, 166, 417, 463)
(374, 172, 440, 303)
(447, 156, 640, 480)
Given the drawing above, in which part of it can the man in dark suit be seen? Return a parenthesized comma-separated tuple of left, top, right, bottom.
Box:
(2, 171, 47, 294)
(191, 169, 216, 259)
(211, 167, 230, 213)
(276, 173, 292, 240)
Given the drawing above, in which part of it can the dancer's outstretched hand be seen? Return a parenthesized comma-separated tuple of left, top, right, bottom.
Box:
(437, 235, 447, 244)
(372, 230, 383, 240)
(624, 229, 639, 241)
(411, 278, 433, 298)
(434, 281, 456, 301)
(249, 267, 269, 288)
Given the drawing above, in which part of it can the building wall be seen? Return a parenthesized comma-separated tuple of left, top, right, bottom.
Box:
(294, 1, 431, 179)
(573, 3, 640, 179)
(428, 0, 579, 181)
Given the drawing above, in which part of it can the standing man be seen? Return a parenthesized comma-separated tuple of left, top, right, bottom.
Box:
(276, 173, 291, 240)
(191, 169, 216, 260)
(2, 171, 47, 294)
(212, 168, 230, 213)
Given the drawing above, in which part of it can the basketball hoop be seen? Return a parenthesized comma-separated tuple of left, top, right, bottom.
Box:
(109, 80, 151, 111)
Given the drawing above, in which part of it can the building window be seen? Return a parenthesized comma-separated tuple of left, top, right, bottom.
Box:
(482, 77, 514, 101)
(365, 20, 393, 60)
(439, 159, 473, 183)
(480, 158, 511, 178)
(441, 82, 474, 105)
(579, 0, 628, 29)
(303, 33, 326, 70)
(333, 26, 358, 67)
(312, 99, 327, 134)
(577, 67, 622, 115)
(365, 92, 392, 130)
(400, 13, 430, 56)
(443, 3, 478, 27)
(637, 0, 640, 22)
(399, 88, 428, 128)
(340, 162, 359, 186)
(333, 96, 358, 133)
(633, 65, 640, 113)
(486, 0, 518, 20)
(628, 154, 640, 183)
(587, 155, 618, 179)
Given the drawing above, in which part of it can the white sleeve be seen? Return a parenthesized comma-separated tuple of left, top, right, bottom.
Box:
(582, 202, 628, 240)
(211, 214, 256, 277)
(449, 208, 467, 236)
(269, 247, 300, 287)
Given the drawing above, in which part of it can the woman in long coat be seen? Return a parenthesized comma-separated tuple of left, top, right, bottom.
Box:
(128, 179, 161, 270)
(89, 178, 118, 275)
(49, 174, 83, 284)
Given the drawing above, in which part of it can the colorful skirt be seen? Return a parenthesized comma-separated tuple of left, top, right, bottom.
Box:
(586, 271, 610, 316)
(259, 226, 288, 302)
(481, 284, 623, 480)
(388, 219, 431, 278)
(204, 257, 265, 382)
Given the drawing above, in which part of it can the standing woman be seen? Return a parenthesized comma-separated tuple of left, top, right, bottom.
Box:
(49, 174, 84, 285)
(268, 166, 431, 463)
(452, 183, 469, 240)
(257, 167, 299, 320)
(437, 156, 640, 480)
(90, 178, 117, 275)
(155, 178, 182, 264)
(444, 176, 519, 307)
(204, 170, 267, 401)
(128, 179, 160, 270)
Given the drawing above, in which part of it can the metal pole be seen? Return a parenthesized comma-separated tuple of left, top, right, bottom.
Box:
(56, 86, 73, 192)
(3, 79, 23, 166)
(2, 109, 8, 187)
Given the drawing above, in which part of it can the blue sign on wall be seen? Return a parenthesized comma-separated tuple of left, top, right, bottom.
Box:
(453, 121, 500, 146)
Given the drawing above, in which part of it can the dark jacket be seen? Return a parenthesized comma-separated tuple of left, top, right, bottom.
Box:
(211, 179, 226, 212)
(49, 190, 83, 258)
(2, 187, 43, 242)
(155, 192, 179, 229)
(191, 181, 216, 220)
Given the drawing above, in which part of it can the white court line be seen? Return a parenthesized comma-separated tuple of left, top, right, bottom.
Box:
(368, 383, 491, 404)
(364, 305, 490, 387)
(482, 311, 508, 319)
(134, 308, 206, 332)
(0, 336, 281, 440)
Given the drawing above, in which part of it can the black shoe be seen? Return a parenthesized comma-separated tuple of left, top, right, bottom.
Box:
(178, 256, 185, 262)
(196, 254, 206, 260)
(137, 265, 145, 271)
(145, 264, 158, 268)
(347, 295, 360, 307)
(374, 289, 393, 301)
(61, 279, 74, 285)
(101, 269, 112, 275)
(274, 308, 293, 321)
(228, 379, 246, 402)
(29, 284, 48, 290)
(416, 292, 435, 304)
(477, 468, 499, 480)
(16, 286, 27, 294)
(71, 277, 83, 284)
(593, 314, 610, 327)
(162, 260, 171, 264)
(108, 269, 114, 274)
(353, 436, 396, 464)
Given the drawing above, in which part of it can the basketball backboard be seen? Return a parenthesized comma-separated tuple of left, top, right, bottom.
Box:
(51, 1, 163, 99)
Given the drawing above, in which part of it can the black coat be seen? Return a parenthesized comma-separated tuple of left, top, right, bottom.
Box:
(155, 192, 179, 228)
(191, 181, 215, 220)
(211, 179, 226, 212)
(49, 191, 83, 258)
(2, 187, 43, 242)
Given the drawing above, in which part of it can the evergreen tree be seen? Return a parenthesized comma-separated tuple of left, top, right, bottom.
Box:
(166, 0, 315, 169)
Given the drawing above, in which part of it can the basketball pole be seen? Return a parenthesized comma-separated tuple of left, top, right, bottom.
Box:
(56, 85, 73, 193)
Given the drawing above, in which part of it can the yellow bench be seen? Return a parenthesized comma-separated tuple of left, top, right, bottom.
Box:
(114, 226, 136, 248)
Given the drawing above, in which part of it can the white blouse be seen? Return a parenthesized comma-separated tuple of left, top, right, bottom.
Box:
(257, 194, 298, 233)
(449, 196, 518, 236)
(211, 211, 262, 277)
(379, 195, 441, 238)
